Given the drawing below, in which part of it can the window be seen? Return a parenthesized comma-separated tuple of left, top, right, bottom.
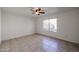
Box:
(43, 18, 57, 32)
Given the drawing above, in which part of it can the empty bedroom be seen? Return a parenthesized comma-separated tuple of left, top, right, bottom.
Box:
(0, 7, 79, 52)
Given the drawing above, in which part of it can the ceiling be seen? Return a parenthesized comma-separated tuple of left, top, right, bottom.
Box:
(2, 7, 79, 18)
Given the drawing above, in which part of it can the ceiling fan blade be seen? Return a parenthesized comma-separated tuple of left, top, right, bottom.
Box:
(39, 12, 45, 14)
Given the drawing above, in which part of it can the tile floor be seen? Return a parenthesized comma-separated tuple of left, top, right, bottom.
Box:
(0, 34, 79, 52)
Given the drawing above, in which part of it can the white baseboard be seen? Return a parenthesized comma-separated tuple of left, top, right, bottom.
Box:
(36, 33, 79, 44)
(2, 33, 35, 42)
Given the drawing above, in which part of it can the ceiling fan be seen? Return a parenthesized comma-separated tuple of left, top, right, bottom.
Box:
(31, 7, 45, 15)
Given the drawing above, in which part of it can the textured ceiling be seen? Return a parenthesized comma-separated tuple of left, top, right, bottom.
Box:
(2, 7, 79, 18)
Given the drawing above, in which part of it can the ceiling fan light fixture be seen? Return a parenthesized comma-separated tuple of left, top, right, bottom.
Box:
(35, 12, 39, 14)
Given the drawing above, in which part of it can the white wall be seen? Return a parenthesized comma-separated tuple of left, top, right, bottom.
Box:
(36, 9, 79, 43)
(2, 11, 35, 40)
(0, 8, 1, 43)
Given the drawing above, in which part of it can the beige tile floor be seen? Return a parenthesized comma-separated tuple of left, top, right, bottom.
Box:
(0, 34, 79, 52)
